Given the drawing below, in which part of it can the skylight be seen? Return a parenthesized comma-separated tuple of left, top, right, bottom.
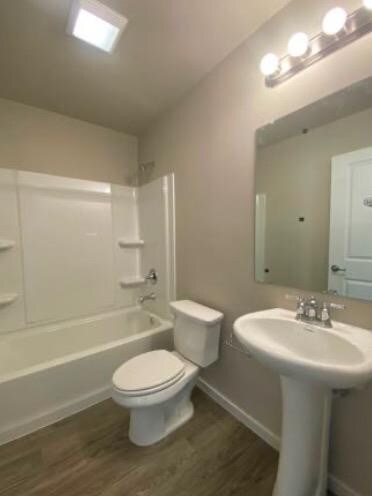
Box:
(67, 0, 128, 53)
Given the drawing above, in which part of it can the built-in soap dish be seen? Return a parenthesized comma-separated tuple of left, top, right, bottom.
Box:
(120, 277, 146, 288)
(0, 293, 18, 307)
(0, 240, 15, 251)
(118, 239, 144, 248)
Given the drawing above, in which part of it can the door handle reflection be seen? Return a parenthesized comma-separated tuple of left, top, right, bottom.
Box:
(331, 265, 346, 273)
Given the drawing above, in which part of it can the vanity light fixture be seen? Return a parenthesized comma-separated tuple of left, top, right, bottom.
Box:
(67, 0, 128, 53)
(260, 3, 372, 86)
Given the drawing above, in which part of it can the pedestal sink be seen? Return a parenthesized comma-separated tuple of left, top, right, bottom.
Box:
(233, 308, 372, 496)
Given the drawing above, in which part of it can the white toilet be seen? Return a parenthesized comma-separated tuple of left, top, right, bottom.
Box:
(111, 300, 223, 446)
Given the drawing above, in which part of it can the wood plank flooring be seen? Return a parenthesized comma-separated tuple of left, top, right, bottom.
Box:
(0, 389, 334, 496)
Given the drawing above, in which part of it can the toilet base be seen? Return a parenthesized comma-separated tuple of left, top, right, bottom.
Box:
(129, 377, 197, 446)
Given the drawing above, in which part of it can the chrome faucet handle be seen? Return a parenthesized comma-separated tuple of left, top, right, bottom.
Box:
(296, 298, 306, 321)
(319, 301, 345, 328)
(285, 294, 306, 320)
(319, 303, 332, 327)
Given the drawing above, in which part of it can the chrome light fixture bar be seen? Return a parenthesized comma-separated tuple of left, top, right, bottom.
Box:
(263, 5, 372, 87)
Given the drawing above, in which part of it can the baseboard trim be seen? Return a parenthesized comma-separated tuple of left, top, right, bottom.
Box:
(0, 386, 111, 447)
(198, 377, 280, 450)
(328, 477, 362, 496)
(197, 378, 361, 496)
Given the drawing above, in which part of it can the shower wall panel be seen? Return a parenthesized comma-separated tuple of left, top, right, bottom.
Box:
(0, 169, 25, 332)
(18, 172, 116, 324)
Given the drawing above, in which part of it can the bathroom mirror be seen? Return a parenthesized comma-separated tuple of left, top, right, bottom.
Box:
(255, 77, 372, 302)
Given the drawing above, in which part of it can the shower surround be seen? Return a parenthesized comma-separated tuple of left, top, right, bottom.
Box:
(0, 168, 175, 444)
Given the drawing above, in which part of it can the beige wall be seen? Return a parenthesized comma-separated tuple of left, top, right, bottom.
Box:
(257, 106, 372, 293)
(0, 98, 138, 185)
(139, 0, 372, 494)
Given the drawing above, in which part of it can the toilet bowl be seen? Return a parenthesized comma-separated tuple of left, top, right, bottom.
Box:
(111, 300, 223, 446)
(112, 350, 199, 446)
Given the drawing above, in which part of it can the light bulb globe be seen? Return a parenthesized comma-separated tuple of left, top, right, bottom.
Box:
(260, 53, 280, 76)
(288, 32, 310, 57)
(322, 7, 347, 36)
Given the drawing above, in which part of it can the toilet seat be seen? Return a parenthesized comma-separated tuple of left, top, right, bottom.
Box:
(113, 350, 186, 396)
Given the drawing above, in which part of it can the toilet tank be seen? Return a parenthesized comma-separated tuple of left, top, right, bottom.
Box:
(170, 300, 223, 367)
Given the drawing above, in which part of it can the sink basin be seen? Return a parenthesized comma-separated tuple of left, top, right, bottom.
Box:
(234, 308, 372, 389)
(233, 308, 372, 496)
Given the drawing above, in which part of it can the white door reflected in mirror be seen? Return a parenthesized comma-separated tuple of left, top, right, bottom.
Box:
(329, 147, 372, 300)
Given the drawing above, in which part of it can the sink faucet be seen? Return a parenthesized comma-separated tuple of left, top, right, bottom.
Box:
(138, 292, 156, 304)
(286, 295, 345, 328)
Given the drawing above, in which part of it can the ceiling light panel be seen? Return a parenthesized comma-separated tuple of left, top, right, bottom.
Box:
(67, 0, 128, 53)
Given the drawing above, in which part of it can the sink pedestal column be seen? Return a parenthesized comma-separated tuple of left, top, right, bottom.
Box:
(273, 377, 332, 496)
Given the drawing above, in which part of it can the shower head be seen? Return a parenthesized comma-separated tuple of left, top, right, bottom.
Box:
(127, 161, 155, 186)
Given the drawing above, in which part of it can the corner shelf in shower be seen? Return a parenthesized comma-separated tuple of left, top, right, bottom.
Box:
(0, 240, 15, 251)
(118, 239, 145, 248)
(0, 293, 18, 307)
(120, 277, 146, 288)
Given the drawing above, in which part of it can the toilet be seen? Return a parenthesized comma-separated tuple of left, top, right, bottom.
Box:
(111, 300, 223, 446)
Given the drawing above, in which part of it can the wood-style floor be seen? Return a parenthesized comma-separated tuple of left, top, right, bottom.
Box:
(0, 389, 334, 496)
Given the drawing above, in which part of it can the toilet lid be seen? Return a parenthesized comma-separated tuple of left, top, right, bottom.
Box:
(113, 350, 185, 394)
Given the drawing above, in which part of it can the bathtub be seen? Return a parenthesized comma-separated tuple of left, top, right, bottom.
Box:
(0, 307, 173, 445)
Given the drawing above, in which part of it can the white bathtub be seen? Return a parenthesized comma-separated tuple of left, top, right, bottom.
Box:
(0, 307, 173, 445)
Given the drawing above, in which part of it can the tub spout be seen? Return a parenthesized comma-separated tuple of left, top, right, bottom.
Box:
(138, 293, 156, 304)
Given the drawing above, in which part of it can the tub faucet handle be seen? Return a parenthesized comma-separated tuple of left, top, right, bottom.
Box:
(145, 268, 158, 285)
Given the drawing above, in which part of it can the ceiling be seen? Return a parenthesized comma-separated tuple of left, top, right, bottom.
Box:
(0, 0, 290, 135)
